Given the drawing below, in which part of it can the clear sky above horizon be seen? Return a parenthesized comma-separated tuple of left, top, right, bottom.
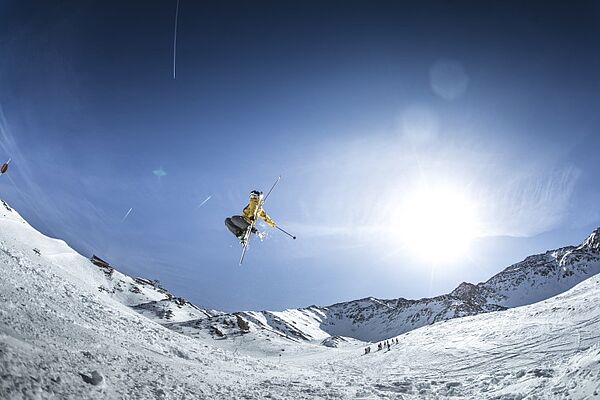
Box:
(1, 0, 599, 311)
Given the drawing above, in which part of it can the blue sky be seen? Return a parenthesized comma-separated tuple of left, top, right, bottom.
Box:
(1, 1, 599, 311)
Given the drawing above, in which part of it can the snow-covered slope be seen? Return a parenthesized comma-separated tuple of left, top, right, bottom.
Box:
(1, 199, 599, 399)
(0, 202, 288, 399)
(347, 273, 600, 398)
(173, 228, 600, 343)
(88, 255, 219, 323)
(0, 202, 217, 326)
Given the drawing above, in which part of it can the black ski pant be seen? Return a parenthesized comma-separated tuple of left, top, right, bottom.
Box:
(225, 216, 256, 238)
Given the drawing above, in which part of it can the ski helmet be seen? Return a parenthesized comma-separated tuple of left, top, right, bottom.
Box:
(249, 190, 262, 199)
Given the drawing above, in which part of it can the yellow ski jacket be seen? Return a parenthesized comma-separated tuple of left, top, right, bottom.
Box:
(242, 198, 276, 227)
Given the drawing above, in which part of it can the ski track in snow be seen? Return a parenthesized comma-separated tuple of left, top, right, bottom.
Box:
(0, 203, 599, 399)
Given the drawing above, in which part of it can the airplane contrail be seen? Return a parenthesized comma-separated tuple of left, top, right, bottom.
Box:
(121, 207, 133, 222)
(173, 0, 180, 79)
(197, 196, 211, 208)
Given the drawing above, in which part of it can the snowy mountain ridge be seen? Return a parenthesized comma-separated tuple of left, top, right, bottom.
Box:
(1, 198, 599, 345)
(172, 228, 600, 343)
(84, 253, 220, 324)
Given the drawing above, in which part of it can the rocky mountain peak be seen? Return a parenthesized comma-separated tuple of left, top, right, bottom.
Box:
(450, 282, 478, 299)
(581, 227, 600, 252)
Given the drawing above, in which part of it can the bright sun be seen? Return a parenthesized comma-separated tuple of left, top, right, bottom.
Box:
(395, 185, 479, 263)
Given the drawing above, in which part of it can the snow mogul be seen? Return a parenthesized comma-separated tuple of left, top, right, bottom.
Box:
(225, 190, 277, 245)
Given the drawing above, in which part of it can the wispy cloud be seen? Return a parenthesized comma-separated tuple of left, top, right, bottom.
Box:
(0, 104, 116, 255)
(479, 165, 581, 237)
(0, 105, 52, 231)
(281, 132, 581, 243)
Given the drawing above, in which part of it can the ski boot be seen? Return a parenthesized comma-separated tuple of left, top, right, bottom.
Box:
(237, 232, 247, 246)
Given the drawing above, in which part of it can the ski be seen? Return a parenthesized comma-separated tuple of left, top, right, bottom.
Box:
(239, 176, 281, 265)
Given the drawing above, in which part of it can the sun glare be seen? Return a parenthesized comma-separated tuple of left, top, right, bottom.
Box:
(395, 185, 479, 263)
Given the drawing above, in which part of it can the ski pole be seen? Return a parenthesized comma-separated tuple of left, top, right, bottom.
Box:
(262, 176, 281, 203)
(276, 226, 296, 240)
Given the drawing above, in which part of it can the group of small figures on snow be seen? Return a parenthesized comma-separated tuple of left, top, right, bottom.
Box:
(364, 338, 399, 354)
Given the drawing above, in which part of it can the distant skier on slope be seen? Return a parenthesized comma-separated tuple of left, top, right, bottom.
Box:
(225, 190, 277, 244)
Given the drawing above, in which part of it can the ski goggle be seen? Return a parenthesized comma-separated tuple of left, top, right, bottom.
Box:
(249, 191, 262, 199)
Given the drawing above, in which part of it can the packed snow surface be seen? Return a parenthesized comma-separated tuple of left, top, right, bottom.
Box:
(1, 201, 599, 399)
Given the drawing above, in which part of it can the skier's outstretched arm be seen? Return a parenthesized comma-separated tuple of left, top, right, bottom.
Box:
(260, 209, 276, 227)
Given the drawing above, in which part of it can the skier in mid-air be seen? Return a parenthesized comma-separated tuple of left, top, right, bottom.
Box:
(225, 190, 277, 245)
